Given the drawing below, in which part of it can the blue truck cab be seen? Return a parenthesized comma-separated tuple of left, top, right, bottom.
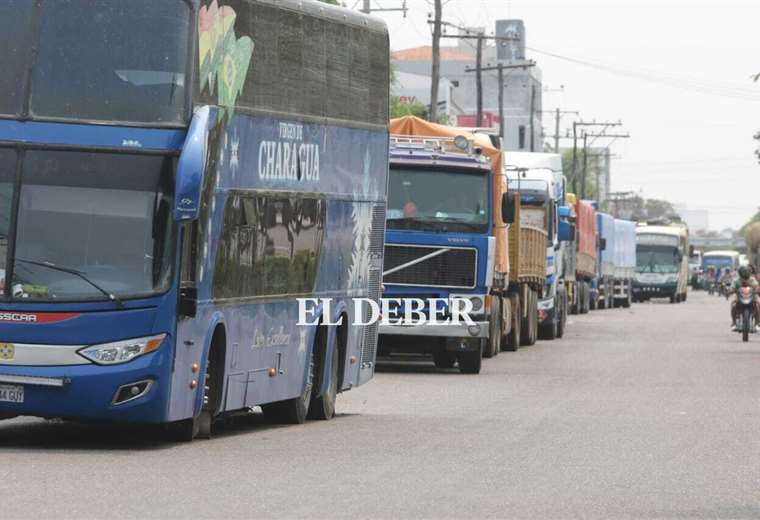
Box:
(378, 136, 496, 374)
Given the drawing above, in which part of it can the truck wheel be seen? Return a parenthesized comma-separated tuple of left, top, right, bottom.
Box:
(622, 287, 632, 308)
(569, 285, 578, 315)
(538, 314, 558, 340)
(557, 290, 567, 339)
(520, 290, 537, 346)
(484, 296, 501, 358)
(458, 340, 483, 374)
(583, 283, 592, 314)
(503, 295, 520, 352)
(529, 291, 539, 346)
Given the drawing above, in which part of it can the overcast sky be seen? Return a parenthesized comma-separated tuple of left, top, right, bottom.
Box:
(364, 0, 760, 230)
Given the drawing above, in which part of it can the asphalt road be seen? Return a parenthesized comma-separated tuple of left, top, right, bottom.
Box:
(3, 291, 760, 519)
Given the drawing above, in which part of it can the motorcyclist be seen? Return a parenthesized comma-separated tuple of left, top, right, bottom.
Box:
(731, 266, 760, 330)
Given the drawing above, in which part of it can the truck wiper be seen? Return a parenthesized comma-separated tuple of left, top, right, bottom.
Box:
(14, 258, 125, 308)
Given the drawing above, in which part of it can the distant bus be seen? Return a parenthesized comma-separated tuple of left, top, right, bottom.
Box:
(0, 0, 390, 440)
(702, 251, 741, 271)
(634, 224, 689, 303)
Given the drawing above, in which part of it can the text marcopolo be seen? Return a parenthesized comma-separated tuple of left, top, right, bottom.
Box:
(297, 298, 477, 327)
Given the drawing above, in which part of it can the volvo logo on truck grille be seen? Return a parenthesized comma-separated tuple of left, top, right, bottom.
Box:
(0, 343, 15, 361)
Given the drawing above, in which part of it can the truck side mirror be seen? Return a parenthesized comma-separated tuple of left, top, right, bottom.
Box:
(501, 192, 516, 224)
(600, 238, 607, 250)
(174, 106, 211, 221)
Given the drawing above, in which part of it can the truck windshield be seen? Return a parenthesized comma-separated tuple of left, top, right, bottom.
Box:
(387, 167, 489, 233)
(3, 150, 175, 302)
(636, 245, 678, 274)
(0, 0, 190, 125)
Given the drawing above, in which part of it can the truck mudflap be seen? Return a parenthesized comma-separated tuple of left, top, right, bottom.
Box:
(378, 320, 489, 339)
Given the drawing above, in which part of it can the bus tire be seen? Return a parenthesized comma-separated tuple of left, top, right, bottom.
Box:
(263, 350, 314, 425)
(308, 332, 338, 421)
(166, 418, 198, 442)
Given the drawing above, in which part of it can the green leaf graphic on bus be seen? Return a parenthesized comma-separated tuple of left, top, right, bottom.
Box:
(198, 1, 254, 122)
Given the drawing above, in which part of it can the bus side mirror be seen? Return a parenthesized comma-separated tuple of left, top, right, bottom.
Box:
(502, 192, 516, 224)
(174, 106, 211, 222)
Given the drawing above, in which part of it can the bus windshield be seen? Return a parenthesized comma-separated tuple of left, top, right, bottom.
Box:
(0, 0, 190, 125)
(2, 150, 176, 302)
(636, 245, 679, 274)
(702, 256, 734, 269)
(387, 167, 489, 232)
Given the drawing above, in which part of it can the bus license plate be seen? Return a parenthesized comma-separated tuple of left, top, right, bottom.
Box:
(0, 384, 23, 403)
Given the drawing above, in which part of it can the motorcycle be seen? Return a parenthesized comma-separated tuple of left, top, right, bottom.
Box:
(735, 284, 756, 342)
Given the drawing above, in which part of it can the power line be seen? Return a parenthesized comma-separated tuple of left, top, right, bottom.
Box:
(527, 46, 760, 101)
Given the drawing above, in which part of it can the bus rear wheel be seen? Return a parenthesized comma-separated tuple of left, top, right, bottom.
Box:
(263, 351, 314, 425)
(308, 329, 339, 421)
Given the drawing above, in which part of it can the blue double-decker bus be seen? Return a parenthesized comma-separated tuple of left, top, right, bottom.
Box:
(0, 0, 389, 440)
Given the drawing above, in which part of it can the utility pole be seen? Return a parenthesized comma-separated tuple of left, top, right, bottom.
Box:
(529, 83, 536, 152)
(570, 121, 625, 196)
(429, 0, 442, 123)
(466, 61, 535, 138)
(432, 21, 521, 127)
(579, 131, 630, 199)
(581, 132, 589, 198)
(541, 109, 579, 152)
(498, 65, 505, 139)
(475, 34, 483, 127)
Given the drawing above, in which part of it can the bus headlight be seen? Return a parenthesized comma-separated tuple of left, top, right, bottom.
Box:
(78, 334, 166, 365)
